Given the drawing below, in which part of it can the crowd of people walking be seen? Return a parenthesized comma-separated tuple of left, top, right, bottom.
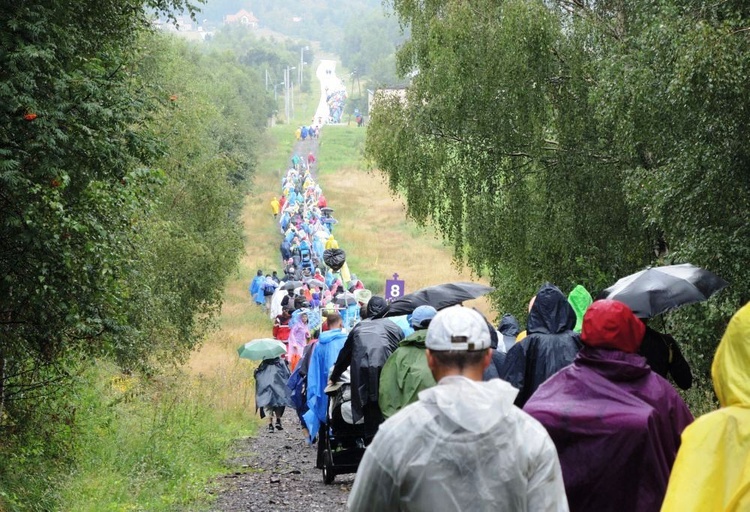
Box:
(246, 70, 747, 511)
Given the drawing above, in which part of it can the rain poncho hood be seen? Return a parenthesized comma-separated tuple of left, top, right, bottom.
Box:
(661, 302, 750, 511)
(499, 313, 520, 352)
(581, 299, 645, 353)
(500, 283, 581, 406)
(524, 346, 693, 512)
(527, 283, 577, 335)
(366, 296, 388, 318)
(378, 330, 436, 419)
(712, 303, 750, 408)
(348, 376, 569, 511)
(499, 313, 520, 336)
(567, 284, 592, 333)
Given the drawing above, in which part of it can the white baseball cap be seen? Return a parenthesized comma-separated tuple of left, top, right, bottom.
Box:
(425, 306, 491, 352)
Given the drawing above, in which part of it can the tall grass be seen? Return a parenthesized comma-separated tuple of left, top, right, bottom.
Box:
(317, 126, 367, 174)
(56, 364, 252, 512)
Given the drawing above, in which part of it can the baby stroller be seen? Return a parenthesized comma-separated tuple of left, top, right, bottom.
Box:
(319, 370, 367, 484)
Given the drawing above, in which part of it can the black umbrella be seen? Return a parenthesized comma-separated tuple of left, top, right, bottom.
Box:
(375, 282, 495, 318)
(334, 291, 357, 306)
(598, 263, 728, 318)
(281, 280, 304, 290)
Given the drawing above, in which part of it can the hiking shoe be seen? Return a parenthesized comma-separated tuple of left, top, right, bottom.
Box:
(275, 419, 283, 431)
(268, 424, 275, 433)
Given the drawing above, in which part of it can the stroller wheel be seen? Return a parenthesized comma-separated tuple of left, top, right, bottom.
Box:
(322, 450, 336, 485)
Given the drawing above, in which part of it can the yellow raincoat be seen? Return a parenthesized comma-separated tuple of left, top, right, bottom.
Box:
(340, 262, 351, 284)
(661, 303, 750, 511)
(270, 197, 280, 215)
(325, 235, 338, 250)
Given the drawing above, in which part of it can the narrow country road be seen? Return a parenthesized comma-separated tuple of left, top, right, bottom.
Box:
(211, 61, 353, 512)
(211, 423, 353, 511)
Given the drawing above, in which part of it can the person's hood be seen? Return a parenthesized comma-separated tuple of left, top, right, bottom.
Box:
(366, 296, 388, 318)
(568, 284, 593, 333)
(581, 299, 645, 353)
(419, 376, 518, 433)
(712, 302, 750, 407)
(498, 313, 520, 337)
(318, 328, 344, 345)
(399, 329, 428, 348)
(527, 283, 577, 335)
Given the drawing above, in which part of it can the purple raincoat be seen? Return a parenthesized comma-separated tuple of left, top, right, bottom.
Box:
(524, 346, 693, 512)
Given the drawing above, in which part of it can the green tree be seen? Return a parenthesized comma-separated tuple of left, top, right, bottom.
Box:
(0, 0, 268, 432)
(368, 0, 750, 392)
(339, 10, 405, 86)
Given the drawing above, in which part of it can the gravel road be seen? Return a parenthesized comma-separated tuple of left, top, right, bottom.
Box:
(211, 421, 354, 511)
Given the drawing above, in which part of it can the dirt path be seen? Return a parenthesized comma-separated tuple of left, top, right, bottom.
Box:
(206, 60, 491, 511)
(211, 422, 353, 512)
(210, 129, 356, 511)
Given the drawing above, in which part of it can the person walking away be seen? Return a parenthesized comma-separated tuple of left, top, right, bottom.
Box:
(253, 276, 266, 307)
(280, 288, 295, 310)
(524, 300, 693, 512)
(262, 275, 277, 313)
(500, 283, 581, 407)
(270, 196, 280, 219)
(249, 270, 264, 303)
(348, 306, 569, 511)
(287, 334, 318, 441)
(639, 322, 692, 389)
(329, 297, 401, 439)
(273, 307, 292, 341)
(567, 284, 592, 333)
(378, 306, 438, 419)
(661, 302, 750, 511)
(303, 313, 347, 447)
(287, 311, 311, 371)
(254, 356, 293, 432)
(307, 152, 315, 166)
(498, 313, 521, 352)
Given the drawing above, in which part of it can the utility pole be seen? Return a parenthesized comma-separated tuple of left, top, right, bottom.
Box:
(285, 65, 296, 122)
(299, 46, 309, 88)
(284, 67, 289, 122)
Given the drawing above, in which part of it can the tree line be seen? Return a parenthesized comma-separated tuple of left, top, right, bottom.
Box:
(366, 0, 750, 398)
(0, 0, 275, 473)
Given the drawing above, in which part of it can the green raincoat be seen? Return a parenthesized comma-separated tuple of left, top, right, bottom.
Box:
(378, 330, 436, 419)
(568, 284, 593, 333)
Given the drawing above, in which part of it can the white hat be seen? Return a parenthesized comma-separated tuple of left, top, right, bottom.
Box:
(425, 306, 491, 352)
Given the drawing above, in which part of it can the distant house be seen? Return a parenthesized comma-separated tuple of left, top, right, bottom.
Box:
(224, 9, 259, 28)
